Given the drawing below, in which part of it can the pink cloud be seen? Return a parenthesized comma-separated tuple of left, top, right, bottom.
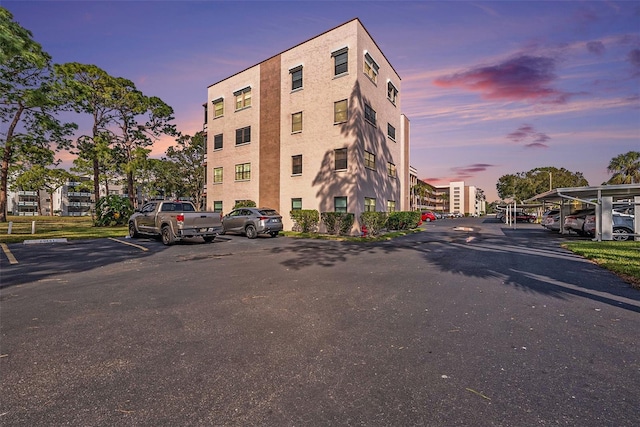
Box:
(433, 55, 569, 104)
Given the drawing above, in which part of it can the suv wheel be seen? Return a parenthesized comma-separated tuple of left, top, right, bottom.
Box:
(245, 224, 258, 239)
(613, 227, 632, 241)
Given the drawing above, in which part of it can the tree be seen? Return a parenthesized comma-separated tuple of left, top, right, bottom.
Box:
(607, 151, 640, 184)
(496, 167, 588, 202)
(70, 139, 122, 198)
(109, 81, 177, 208)
(410, 180, 434, 210)
(54, 62, 120, 207)
(136, 158, 180, 201)
(440, 192, 449, 213)
(165, 132, 205, 209)
(0, 9, 77, 221)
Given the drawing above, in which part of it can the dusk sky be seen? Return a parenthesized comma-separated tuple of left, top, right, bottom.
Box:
(5, 1, 640, 202)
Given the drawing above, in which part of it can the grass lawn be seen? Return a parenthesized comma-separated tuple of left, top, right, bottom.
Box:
(562, 240, 640, 289)
(0, 216, 128, 244)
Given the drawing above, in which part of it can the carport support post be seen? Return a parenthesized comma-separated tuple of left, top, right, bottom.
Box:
(602, 197, 613, 241)
(635, 196, 640, 242)
(594, 202, 601, 242)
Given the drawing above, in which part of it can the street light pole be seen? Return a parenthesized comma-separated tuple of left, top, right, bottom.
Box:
(549, 171, 552, 191)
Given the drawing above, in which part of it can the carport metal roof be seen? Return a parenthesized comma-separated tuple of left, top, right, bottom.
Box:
(525, 184, 640, 205)
(525, 184, 640, 241)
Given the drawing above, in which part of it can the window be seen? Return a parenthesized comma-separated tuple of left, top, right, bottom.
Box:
(364, 197, 376, 212)
(364, 52, 379, 83)
(291, 198, 302, 211)
(290, 66, 303, 90)
(387, 123, 396, 141)
(387, 81, 398, 105)
(213, 201, 223, 213)
(364, 103, 376, 125)
(235, 163, 251, 181)
(292, 155, 302, 175)
(292, 112, 302, 133)
(214, 133, 223, 150)
(234, 87, 251, 110)
(334, 196, 347, 213)
(332, 47, 348, 76)
(235, 126, 251, 145)
(387, 162, 396, 178)
(364, 151, 376, 170)
(213, 167, 223, 183)
(212, 98, 224, 118)
(387, 200, 396, 212)
(334, 99, 348, 123)
(203, 104, 208, 125)
(334, 148, 347, 170)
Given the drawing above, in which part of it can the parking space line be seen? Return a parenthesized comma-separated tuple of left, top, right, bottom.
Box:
(1, 243, 18, 264)
(108, 237, 149, 252)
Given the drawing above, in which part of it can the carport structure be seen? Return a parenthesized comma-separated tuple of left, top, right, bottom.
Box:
(526, 184, 640, 241)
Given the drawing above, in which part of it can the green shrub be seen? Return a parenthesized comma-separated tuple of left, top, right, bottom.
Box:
(360, 211, 388, 236)
(387, 211, 421, 230)
(233, 200, 256, 209)
(290, 209, 319, 233)
(95, 195, 133, 227)
(321, 212, 355, 235)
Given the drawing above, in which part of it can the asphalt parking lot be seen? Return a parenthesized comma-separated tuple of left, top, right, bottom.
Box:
(1, 218, 639, 426)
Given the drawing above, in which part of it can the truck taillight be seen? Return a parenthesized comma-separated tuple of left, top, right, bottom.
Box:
(176, 214, 184, 222)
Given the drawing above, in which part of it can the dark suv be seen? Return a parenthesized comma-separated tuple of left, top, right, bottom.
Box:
(221, 207, 283, 238)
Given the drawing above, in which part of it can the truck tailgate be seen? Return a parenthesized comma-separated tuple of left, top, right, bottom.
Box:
(182, 213, 221, 230)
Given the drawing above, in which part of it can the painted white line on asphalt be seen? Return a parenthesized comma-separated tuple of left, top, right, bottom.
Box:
(1, 243, 18, 264)
(108, 237, 149, 252)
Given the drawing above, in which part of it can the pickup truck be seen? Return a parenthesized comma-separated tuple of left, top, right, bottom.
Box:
(128, 200, 222, 245)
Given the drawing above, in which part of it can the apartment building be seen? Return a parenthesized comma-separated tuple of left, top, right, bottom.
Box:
(204, 18, 410, 233)
(7, 180, 124, 216)
(433, 181, 485, 216)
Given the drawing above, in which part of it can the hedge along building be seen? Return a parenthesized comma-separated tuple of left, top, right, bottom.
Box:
(203, 18, 410, 233)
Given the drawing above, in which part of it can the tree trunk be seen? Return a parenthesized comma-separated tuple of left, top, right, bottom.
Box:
(0, 105, 24, 222)
(49, 191, 55, 216)
(127, 170, 135, 208)
(92, 119, 100, 213)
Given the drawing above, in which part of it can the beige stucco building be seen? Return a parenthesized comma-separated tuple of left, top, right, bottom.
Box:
(204, 18, 410, 233)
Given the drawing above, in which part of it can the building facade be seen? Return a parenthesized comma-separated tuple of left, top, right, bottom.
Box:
(432, 181, 485, 216)
(7, 180, 124, 217)
(204, 19, 410, 233)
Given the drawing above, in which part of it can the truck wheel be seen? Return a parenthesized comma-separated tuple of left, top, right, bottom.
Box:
(161, 225, 175, 245)
(203, 236, 215, 243)
(245, 224, 257, 239)
(128, 222, 139, 238)
(270, 231, 279, 238)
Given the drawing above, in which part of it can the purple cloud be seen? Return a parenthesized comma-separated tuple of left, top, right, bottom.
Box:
(586, 41, 605, 55)
(450, 164, 496, 179)
(434, 55, 569, 104)
(628, 49, 640, 76)
(507, 124, 550, 148)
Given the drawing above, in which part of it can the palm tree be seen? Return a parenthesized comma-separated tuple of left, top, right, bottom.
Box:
(607, 151, 640, 184)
